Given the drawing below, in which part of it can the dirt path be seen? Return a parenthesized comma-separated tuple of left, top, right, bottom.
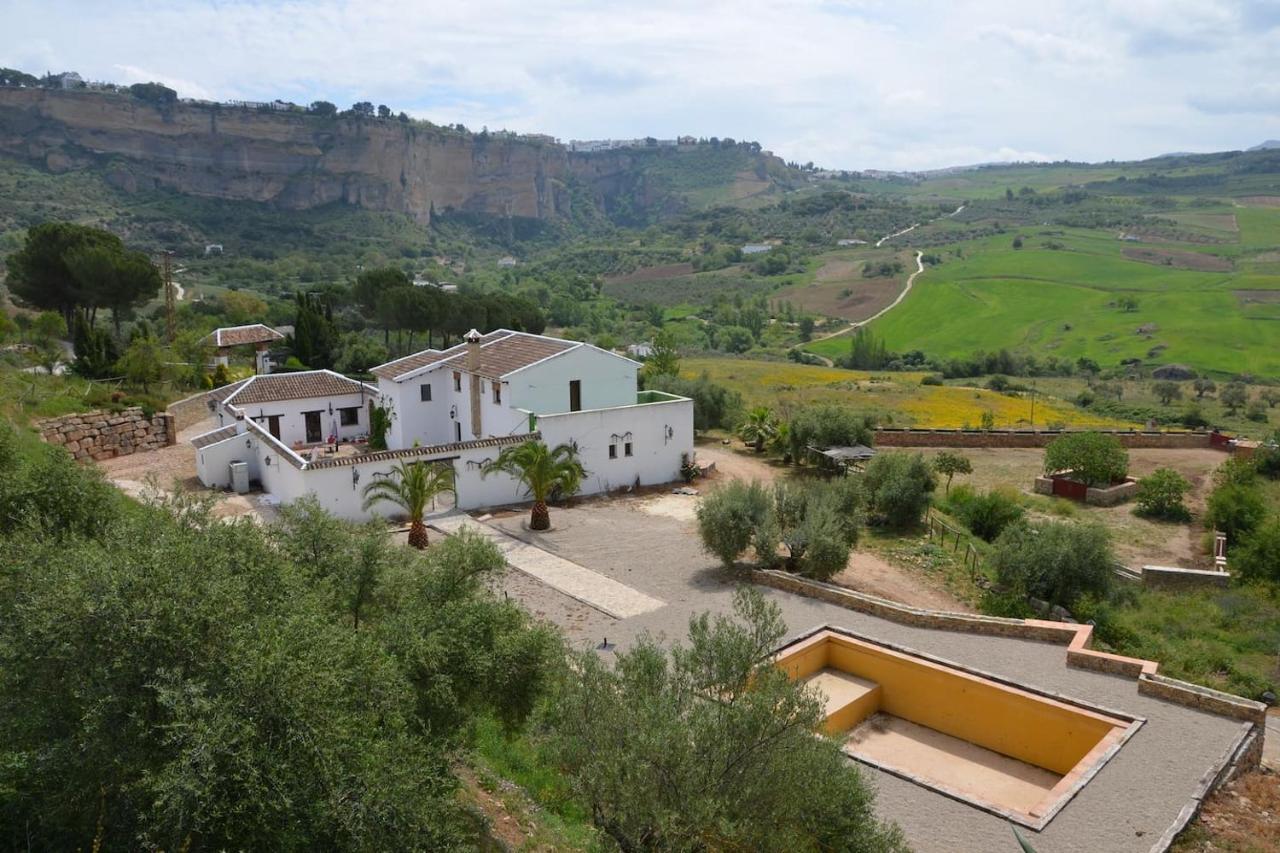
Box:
(694, 442, 788, 486)
(833, 550, 973, 612)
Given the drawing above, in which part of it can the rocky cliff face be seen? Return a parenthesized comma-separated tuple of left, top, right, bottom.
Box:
(0, 88, 642, 223)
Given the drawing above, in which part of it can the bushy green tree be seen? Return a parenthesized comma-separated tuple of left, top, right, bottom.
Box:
(1231, 521, 1280, 582)
(0, 441, 559, 849)
(696, 480, 772, 570)
(932, 450, 972, 494)
(646, 371, 743, 432)
(118, 333, 168, 393)
(945, 486, 1024, 542)
(861, 452, 936, 528)
(1220, 382, 1248, 415)
(1134, 468, 1192, 521)
(1043, 431, 1129, 487)
(786, 404, 874, 463)
(642, 328, 681, 379)
(539, 588, 907, 853)
(1205, 482, 1267, 545)
(990, 521, 1113, 610)
(1152, 381, 1182, 405)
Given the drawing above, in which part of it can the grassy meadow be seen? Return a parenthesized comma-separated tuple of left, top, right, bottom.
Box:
(805, 213, 1280, 379)
(681, 357, 1136, 429)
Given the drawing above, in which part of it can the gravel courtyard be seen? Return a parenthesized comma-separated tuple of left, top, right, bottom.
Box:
(488, 499, 1251, 853)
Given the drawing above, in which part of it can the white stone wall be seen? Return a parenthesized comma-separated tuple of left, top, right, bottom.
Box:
(508, 345, 638, 415)
(534, 394, 694, 495)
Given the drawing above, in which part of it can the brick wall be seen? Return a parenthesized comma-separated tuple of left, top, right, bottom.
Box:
(36, 407, 176, 462)
(873, 428, 1217, 450)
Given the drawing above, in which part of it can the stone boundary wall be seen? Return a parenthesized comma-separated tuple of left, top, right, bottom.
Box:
(874, 428, 1217, 450)
(167, 389, 218, 431)
(750, 569, 1266, 732)
(36, 407, 175, 462)
(1142, 565, 1231, 591)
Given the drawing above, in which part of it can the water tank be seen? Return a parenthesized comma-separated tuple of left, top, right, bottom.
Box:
(229, 460, 250, 494)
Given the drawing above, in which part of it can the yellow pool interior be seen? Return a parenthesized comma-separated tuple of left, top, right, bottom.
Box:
(775, 629, 1132, 824)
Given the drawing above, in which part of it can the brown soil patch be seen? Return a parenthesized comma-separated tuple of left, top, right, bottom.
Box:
(604, 262, 694, 286)
(1173, 769, 1280, 853)
(1122, 247, 1233, 272)
(1237, 195, 1280, 208)
(778, 252, 912, 321)
(1235, 289, 1280, 305)
(693, 441, 788, 487)
(832, 550, 974, 612)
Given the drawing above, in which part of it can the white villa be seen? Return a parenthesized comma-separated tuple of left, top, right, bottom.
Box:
(191, 329, 695, 520)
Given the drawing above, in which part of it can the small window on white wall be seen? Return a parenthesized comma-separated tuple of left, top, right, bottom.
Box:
(493, 383, 502, 404)
(624, 441, 633, 457)
(420, 384, 432, 402)
(608, 443, 617, 459)
(453, 371, 462, 392)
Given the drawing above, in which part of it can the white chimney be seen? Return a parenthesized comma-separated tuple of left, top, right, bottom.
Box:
(465, 329, 483, 438)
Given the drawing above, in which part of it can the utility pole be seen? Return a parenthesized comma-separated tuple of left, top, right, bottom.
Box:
(1030, 381, 1037, 430)
(162, 250, 176, 344)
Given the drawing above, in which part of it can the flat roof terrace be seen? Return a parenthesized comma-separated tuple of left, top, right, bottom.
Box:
(779, 629, 1138, 829)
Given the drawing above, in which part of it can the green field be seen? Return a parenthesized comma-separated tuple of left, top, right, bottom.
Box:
(807, 216, 1280, 378)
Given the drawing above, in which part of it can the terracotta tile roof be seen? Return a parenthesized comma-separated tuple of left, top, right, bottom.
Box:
(305, 431, 538, 469)
(436, 332, 577, 380)
(370, 348, 448, 381)
(208, 378, 250, 404)
(204, 324, 286, 348)
(224, 370, 377, 407)
(370, 331, 508, 381)
(189, 424, 239, 449)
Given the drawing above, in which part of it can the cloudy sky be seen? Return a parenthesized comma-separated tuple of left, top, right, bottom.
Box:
(4, 0, 1277, 170)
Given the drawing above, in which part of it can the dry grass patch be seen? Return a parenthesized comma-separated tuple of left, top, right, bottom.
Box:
(1173, 770, 1280, 853)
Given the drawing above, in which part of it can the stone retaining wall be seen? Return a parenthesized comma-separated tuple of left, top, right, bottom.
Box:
(167, 389, 218, 431)
(36, 407, 176, 462)
(1142, 565, 1232, 591)
(750, 568, 1266, 729)
(874, 428, 1217, 450)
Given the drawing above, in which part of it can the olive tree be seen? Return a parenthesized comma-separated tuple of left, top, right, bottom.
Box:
(990, 521, 1114, 610)
(1043, 432, 1129, 487)
(1134, 468, 1192, 522)
(539, 588, 907, 853)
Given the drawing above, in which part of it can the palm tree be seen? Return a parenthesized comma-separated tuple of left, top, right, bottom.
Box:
(738, 406, 778, 453)
(482, 439, 586, 530)
(361, 460, 455, 548)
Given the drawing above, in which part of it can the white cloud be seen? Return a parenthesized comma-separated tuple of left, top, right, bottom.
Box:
(0, 0, 1273, 170)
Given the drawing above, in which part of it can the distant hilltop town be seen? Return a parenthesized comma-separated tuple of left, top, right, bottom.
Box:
(0, 67, 766, 156)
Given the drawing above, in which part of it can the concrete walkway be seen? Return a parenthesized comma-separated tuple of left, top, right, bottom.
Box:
(430, 515, 666, 619)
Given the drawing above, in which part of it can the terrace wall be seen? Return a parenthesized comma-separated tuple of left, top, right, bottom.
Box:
(167, 389, 219, 431)
(873, 428, 1218, 450)
(36, 407, 175, 461)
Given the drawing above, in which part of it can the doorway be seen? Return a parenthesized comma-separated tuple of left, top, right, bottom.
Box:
(569, 379, 582, 412)
(267, 415, 282, 440)
(303, 410, 323, 444)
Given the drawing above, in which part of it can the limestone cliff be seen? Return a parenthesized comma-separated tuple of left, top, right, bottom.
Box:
(0, 88, 652, 223)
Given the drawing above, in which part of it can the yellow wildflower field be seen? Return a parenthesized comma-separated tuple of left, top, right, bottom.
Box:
(681, 358, 1136, 429)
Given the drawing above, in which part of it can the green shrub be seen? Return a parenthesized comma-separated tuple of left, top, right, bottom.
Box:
(920, 374, 943, 386)
(695, 480, 772, 570)
(785, 405, 874, 463)
(646, 372, 743, 432)
(950, 488, 1024, 542)
(989, 521, 1113, 610)
(1232, 521, 1280, 582)
(1205, 483, 1267, 545)
(862, 452, 936, 529)
(1134, 468, 1192, 522)
(1043, 432, 1128, 487)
